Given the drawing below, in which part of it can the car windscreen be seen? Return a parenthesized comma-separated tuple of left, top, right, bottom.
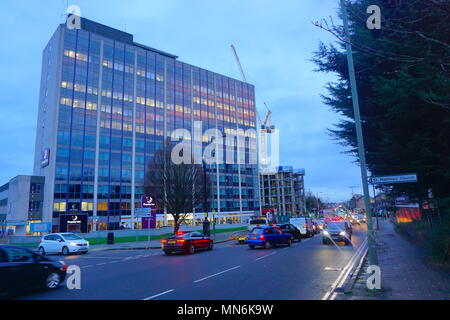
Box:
(61, 233, 82, 240)
(250, 228, 264, 234)
(326, 224, 344, 231)
(250, 219, 267, 225)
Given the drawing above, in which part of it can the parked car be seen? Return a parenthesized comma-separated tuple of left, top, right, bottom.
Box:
(0, 245, 67, 297)
(322, 223, 351, 245)
(38, 233, 89, 256)
(277, 224, 302, 242)
(247, 217, 271, 231)
(289, 217, 315, 237)
(162, 231, 213, 255)
(247, 226, 292, 249)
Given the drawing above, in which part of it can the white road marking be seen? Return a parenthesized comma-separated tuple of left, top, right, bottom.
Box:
(322, 238, 367, 300)
(81, 256, 123, 259)
(81, 265, 93, 268)
(324, 267, 343, 271)
(96, 262, 107, 266)
(109, 260, 120, 263)
(193, 266, 241, 283)
(254, 252, 277, 261)
(143, 289, 175, 300)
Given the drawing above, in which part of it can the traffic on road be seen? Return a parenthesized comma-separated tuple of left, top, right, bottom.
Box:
(0, 214, 368, 300)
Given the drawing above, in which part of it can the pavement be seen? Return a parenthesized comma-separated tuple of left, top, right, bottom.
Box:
(16, 225, 369, 300)
(90, 230, 240, 252)
(336, 219, 450, 300)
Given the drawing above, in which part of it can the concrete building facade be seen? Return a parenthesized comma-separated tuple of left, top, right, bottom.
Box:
(260, 166, 305, 219)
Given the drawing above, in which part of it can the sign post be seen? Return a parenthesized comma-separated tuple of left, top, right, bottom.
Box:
(369, 173, 418, 230)
(212, 210, 216, 240)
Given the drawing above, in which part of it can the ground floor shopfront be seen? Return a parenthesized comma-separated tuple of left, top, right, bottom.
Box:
(49, 211, 256, 233)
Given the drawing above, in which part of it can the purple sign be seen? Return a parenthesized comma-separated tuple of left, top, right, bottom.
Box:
(41, 148, 50, 168)
(142, 210, 156, 229)
(141, 195, 155, 208)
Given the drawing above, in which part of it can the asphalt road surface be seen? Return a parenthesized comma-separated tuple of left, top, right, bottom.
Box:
(17, 224, 368, 300)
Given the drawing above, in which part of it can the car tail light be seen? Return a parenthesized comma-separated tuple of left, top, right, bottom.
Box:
(162, 239, 167, 243)
(256, 225, 260, 227)
(260, 235, 265, 240)
(177, 239, 185, 243)
(177, 231, 183, 235)
(59, 262, 67, 272)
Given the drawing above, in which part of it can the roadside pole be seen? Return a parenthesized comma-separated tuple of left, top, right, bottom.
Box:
(340, 0, 378, 266)
(372, 183, 379, 230)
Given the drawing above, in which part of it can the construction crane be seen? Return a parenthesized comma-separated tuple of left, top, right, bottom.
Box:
(230, 44, 275, 168)
(230, 45, 274, 131)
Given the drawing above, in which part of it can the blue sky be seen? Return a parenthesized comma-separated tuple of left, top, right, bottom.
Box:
(0, 0, 364, 201)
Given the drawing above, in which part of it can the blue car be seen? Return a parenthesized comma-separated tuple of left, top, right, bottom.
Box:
(247, 226, 293, 249)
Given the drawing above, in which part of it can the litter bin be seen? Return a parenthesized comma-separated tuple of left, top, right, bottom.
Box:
(107, 232, 114, 245)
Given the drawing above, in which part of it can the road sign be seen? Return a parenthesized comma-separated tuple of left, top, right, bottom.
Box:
(369, 173, 417, 185)
(135, 208, 151, 217)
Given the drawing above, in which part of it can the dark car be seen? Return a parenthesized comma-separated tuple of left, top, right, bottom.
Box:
(322, 223, 351, 245)
(162, 231, 214, 255)
(0, 245, 67, 297)
(247, 226, 293, 249)
(277, 224, 302, 242)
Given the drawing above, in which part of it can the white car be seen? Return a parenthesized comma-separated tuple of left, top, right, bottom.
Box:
(248, 218, 271, 231)
(38, 233, 89, 255)
(289, 217, 315, 237)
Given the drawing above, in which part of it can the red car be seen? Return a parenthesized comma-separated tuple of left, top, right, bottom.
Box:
(162, 231, 214, 255)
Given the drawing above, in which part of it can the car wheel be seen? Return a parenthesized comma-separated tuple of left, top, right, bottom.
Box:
(62, 246, 69, 255)
(322, 238, 328, 245)
(286, 239, 292, 247)
(38, 247, 45, 255)
(187, 244, 195, 254)
(249, 245, 255, 249)
(264, 241, 271, 249)
(44, 272, 61, 290)
(164, 250, 171, 255)
(82, 251, 88, 254)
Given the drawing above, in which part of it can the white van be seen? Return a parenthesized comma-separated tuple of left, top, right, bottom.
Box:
(248, 217, 271, 231)
(289, 217, 314, 237)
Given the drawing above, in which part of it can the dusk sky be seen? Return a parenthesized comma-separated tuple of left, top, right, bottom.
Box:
(0, 0, 364, 202)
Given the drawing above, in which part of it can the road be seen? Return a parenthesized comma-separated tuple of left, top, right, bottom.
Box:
(18, 224, 368, 300)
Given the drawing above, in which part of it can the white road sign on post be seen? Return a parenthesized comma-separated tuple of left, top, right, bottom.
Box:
(369, 173, 417, 185)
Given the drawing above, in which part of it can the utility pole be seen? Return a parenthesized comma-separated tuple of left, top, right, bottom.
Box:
(340, 0, 378, 266)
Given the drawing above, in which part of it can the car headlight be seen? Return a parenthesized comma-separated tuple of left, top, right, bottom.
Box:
(323, 231, 329, 236)
(339, 231, 346, 236)
(69, 242, 77, 246)
(86, 241, 89, 245)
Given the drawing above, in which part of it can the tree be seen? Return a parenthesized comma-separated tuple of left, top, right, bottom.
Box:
(145, 140, 211, 234)
(312, 0, 450, 204)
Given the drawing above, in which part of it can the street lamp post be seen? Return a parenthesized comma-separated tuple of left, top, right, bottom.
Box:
(340, 0, 378, 266)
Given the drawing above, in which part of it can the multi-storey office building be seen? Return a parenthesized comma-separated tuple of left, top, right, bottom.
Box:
(0, 176, 45, 236)
(260, 166, 305, 219)
(33, 17, 260, 232)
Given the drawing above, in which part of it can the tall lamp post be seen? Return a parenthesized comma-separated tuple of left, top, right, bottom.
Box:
(340, 0, 378, 266)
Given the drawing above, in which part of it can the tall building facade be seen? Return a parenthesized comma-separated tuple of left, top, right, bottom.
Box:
(260, 166, 305, 218)
(34, 18, 260, 231)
